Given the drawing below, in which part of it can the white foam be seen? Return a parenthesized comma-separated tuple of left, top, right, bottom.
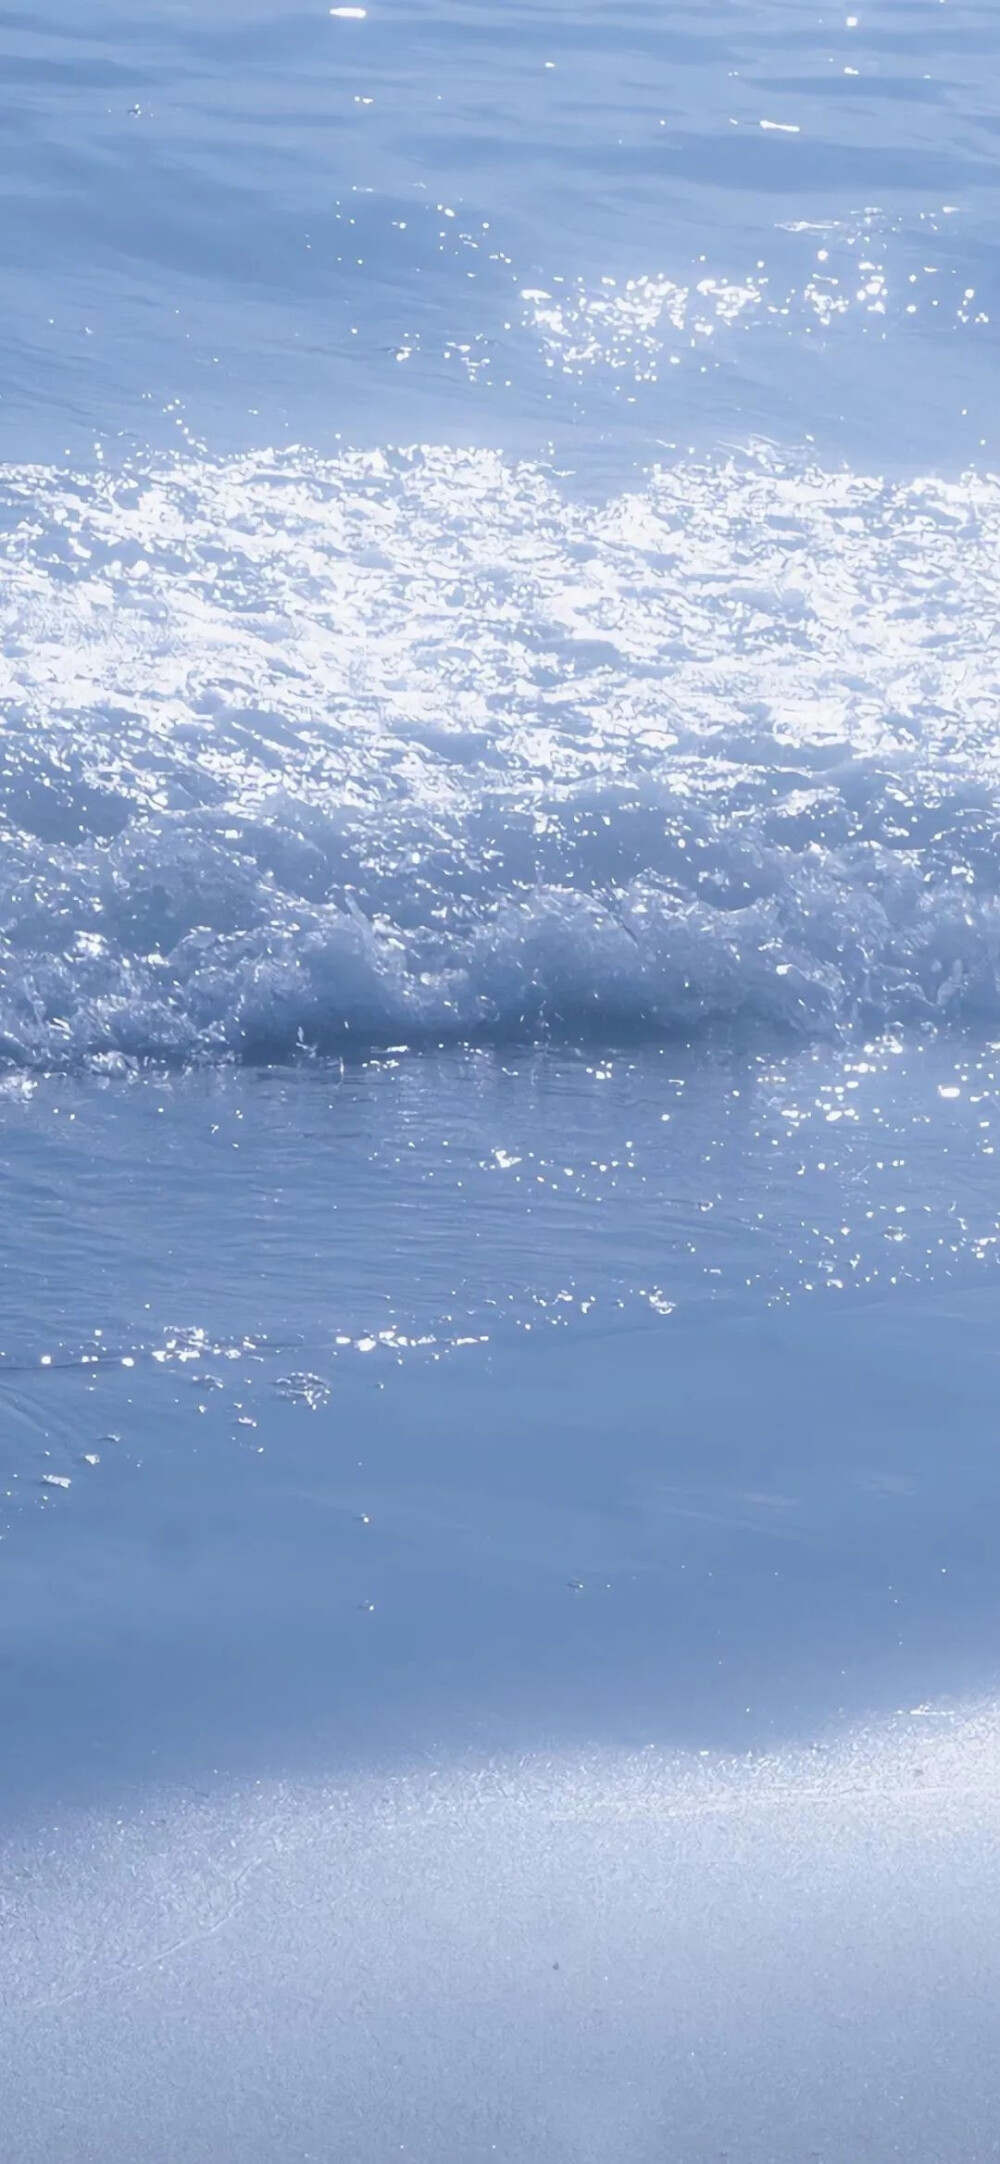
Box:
(1, 443, 999, 1066)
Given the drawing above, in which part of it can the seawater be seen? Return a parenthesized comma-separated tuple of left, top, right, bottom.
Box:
(2, 2, 1000, 2158)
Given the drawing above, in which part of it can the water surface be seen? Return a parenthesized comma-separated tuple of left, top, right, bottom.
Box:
(2, 1, 1000, 2157)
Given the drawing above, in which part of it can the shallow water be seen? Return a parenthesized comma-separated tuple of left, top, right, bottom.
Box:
(2, 0, 1000, 2157)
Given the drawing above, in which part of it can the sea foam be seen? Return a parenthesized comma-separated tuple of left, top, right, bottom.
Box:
(0, 443, 997, 1065)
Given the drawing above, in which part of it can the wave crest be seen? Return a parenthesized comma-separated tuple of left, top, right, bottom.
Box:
(0, 444, 998, 1065)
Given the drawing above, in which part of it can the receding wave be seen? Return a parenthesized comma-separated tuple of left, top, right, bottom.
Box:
(0, 442, 997, 1068)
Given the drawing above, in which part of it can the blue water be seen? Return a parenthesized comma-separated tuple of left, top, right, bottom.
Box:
(3, 3, 1000, 2158)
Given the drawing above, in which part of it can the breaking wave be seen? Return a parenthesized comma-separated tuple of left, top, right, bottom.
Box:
(1, 441, 999, 1068)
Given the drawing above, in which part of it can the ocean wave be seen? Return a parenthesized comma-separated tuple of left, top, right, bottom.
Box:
(0, 442, 998, 1067)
